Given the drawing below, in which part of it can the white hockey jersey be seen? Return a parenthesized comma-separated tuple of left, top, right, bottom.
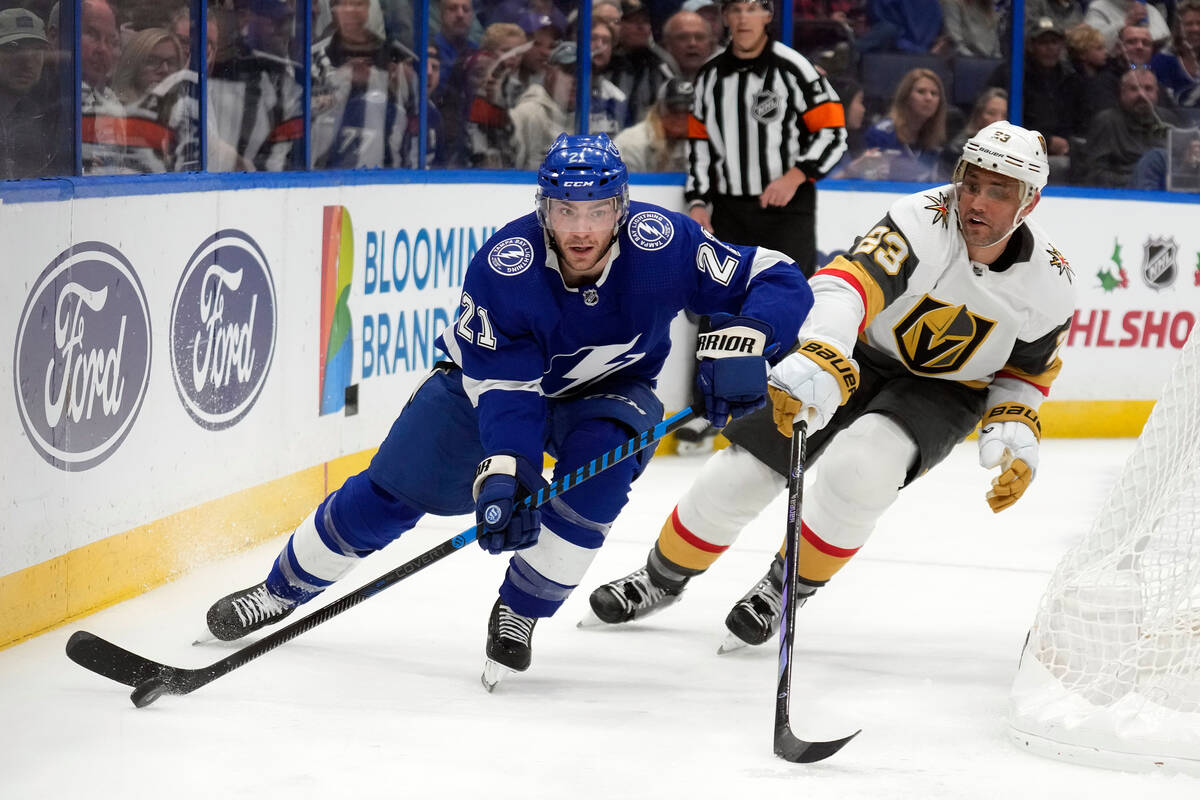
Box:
(813, 186, 1076, 395)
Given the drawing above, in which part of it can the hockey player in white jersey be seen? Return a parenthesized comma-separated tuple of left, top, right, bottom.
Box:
(201, 133, 812, 688)
(586, 121, 1077, 651)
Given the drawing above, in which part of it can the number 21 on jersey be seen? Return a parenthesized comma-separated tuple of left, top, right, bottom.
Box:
(455, 293, 497, 350)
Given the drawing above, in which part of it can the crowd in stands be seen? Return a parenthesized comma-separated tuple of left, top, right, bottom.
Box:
(2, 0, 1200, 190)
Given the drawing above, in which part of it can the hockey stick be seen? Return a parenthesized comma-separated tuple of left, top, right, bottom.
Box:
(774, 419, 861, 762)
(66, 406, 699, 708)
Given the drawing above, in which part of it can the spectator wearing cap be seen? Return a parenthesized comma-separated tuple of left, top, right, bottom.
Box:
(589, 17, 629, 137)
(1084, 65, 1181, 186)
(207, 0, 304, 171)
(1020, 17, 1085, 166)
(687, 0, 847, 276)
(512, 10, 562, 99)
(938, 0, 1001, 57)
(509, 40, 575, 169)
(610, 0, 674, 127)
(0, 7, 64, 178)
(614, 76, 693, 171)
(682, 0, 726, 44)
(662, 10, 716, 80)
(1024, 0, 1083, 38)
(1085, 0, 1170, 49)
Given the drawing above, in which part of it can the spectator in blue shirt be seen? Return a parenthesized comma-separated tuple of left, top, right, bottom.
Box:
(864, 67, 947, 181)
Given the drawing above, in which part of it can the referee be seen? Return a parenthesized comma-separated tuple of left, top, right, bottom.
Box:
(685, 0, 847, 276)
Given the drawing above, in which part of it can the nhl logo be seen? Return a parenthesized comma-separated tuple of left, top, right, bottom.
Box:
(751, 90, 783, 123)
(583, 287, 599, 306)
(1141, 236, 1178, 291)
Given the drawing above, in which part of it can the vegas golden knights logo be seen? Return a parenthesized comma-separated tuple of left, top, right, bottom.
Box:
(892, 295, 997, 375)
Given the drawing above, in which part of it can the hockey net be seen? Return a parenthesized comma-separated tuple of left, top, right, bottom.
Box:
(1008, 323, 1200, 775)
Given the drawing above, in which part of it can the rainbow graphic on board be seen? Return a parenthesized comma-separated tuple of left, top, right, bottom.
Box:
(320, 206, 355, 415)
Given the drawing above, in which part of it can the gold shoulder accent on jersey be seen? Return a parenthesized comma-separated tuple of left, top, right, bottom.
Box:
(815, 256, 886, 326)
(998, 357, 1063, 391)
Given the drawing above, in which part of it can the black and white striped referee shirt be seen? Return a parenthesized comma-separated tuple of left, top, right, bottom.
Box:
(685, 40, 847, 203)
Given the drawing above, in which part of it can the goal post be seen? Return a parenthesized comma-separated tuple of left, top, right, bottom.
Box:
(1008, 322, 1200, 775)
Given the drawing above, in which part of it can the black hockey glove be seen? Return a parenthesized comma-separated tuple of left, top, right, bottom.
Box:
(694, 313, 774, 428)
(473, 452, 549, 554)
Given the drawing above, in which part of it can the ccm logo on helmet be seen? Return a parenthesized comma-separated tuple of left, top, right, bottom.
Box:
(563, 180, 595, 187)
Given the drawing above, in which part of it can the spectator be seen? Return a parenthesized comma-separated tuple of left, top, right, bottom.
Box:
(434, 0, 478, 68)
(433, 0, 480, 166)
(1067, 22, 1117, 118)
(1085, 0, 1171, 48)
(464, 22, 525, 168)
(864, 67, 947, 181)
(112, 28, 185, 105)
(1166, 132, 1200, 189)
(402, 44, 442, 167)
(589, 18, 629, 137)
(609, 0, 673, 127)
(682, 0, 726, 45)
(1025, 0, 1084, 37)
(1084, 66, 1181, 186)
(1151, 0, 1200, 102)
(662, 10, 715, 80)
(858, 0, 951, 55)
(939, 0, 1001, 58)
(941, 86, 1006, 175)
(208, 0, 304, 171)
(614, 75, 692, 171)
(80, 0, 128, 174)
(512, 11, 561, 98)
(509, 40, 575, 170)
(826, 76, 868, 177)
(1021, 18, 1085, 162)
(0, 7, 63, 179)
(311, 0, 408, 169)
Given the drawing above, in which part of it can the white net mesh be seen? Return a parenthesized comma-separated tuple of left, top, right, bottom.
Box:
(1008, 323, 1200, 773)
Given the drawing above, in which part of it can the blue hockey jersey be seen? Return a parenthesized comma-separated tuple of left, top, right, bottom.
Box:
(435, 200, 812, 466)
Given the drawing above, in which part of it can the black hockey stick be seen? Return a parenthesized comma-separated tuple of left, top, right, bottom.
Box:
(66, 406, 699, 708)
(774, 419, 861, 762)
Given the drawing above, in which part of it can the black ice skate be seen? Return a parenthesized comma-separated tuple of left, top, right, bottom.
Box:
(205, 581, 297, 642)
(719, 558, 814, 654)
(581, 566, 685, 626)
(481, 599, 538, 692)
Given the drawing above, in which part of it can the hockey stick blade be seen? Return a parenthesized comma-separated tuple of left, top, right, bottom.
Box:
(65, 407, 699, 707)
(774, 723, 861, 763)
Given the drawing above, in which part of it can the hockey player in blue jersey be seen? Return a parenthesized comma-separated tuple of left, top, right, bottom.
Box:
(203, 132, 812, 688)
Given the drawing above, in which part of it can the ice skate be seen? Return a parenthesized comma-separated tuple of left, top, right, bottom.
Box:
(582, 566, 685, 627)
(481, 599, 538, 692)
(718, 561, 799, 654)
(205, 581, 297, 642)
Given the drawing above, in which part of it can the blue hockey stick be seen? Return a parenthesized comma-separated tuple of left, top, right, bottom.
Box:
(65, 407, 699, 708)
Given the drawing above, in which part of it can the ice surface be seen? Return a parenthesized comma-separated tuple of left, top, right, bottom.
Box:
(3, 439, 1199, 799)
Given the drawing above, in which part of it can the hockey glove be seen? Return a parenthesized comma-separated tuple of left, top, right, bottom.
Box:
(694, 313, 774, 428)
(978, 403, 1041, 513)
(473, 453, 549, 554)
(767, 339, 860, 436)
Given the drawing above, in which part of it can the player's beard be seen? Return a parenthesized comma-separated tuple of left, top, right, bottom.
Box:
(558, 233, 607, 276)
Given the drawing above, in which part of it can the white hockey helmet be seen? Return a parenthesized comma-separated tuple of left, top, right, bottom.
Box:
(953, 121, 1049, 209)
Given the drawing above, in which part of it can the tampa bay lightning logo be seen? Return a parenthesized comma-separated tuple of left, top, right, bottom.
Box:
(487, 237, 535, 276)
(628, 211, 674, 251)
(484, 504, 503, 525)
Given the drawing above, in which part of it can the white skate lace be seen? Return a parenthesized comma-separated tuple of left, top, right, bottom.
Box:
(231, 585, 291, 627)
(740, 575, 782, 622)
(618, 568, 667, 611)
(496, 604, 536, 644)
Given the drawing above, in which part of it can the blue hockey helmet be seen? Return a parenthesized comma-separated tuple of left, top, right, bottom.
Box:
(537, 132, 628, 201)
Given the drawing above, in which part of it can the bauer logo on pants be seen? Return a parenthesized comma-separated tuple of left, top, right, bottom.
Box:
(169, 229, 277, 430)
(13, 242, 153, 471)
